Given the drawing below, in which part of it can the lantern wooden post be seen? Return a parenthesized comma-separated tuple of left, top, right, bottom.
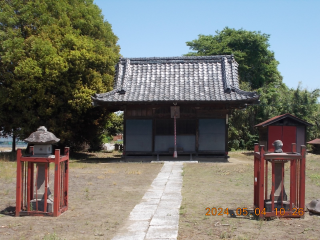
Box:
(258, 145, 265, 218)
(54, 149, 60, 217)
(299, 145, 306, 217)
(253, 143, 306, 219)
(253, 143, 259, 207)
(64, 147, 69, 209)
(15, 149, 22, 216)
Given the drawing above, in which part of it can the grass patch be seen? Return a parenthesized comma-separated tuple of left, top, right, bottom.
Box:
(0, 160, 162, 239)
(0, 161, 16, 183)
(43, 233, 61, 240)
(178, 152, 320, 239)
(0, 151, 17, 162)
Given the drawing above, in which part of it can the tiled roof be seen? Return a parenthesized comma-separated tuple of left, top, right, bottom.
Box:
(255, 113, 312, 127)
(92, 56, 259, 105)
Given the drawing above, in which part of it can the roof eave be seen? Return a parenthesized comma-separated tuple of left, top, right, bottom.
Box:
(255, 113, 313, 127)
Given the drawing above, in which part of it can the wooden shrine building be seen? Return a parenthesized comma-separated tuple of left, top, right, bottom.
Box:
(92, 56, 260, 157)
(255, 113, 312, 153)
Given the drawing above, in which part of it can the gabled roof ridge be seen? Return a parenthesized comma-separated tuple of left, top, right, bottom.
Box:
(119, 55, 234, 62)
(120, 58, 130, 93)
(221, 57, 231, 93)
(255, 113, 312, 127)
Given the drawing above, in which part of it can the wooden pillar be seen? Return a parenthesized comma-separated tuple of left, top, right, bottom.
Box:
(225, 114, 228, 155)
(16, 149, 22, 216)
(253, 144, 259, 207)
(271, 161, 275, 212)
(27, 162, 32, 211)
(265, 160, 268, 200)
(152, 118, 155, 154)
(292, 143, 296, 153)
(258, 145, 265, 217)
(123, 107, 127, 158)
(44, 163, 48, 212)
(54, 149, 60, 217)
(299, 145, 306, 217)
(290, 143, 297, 211)
(196, 118, 199, 155)
(64, 147, 69, 208)
(290, 159, 296, 211)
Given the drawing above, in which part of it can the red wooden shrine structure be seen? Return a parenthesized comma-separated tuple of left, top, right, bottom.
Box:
(255, 113, 312, 153)
(16, 146, 69, 217)
(254, 143, 306, 219)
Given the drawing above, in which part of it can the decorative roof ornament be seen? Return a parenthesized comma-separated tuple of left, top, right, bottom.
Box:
(24, 126, 60, 145)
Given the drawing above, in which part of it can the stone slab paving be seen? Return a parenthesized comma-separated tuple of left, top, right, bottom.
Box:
(113, 161, 194, 240)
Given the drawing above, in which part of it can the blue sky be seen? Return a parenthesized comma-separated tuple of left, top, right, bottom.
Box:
(93, 0, 320, 95)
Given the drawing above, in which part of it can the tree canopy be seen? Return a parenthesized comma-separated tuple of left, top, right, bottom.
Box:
(186, 27, 320, 150)
(0, 0, 120, 149)
(185, 27, 282, 89)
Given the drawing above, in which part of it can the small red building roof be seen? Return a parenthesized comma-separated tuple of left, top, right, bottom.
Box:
(255, 113, 312, 127)
(307, 139, 320, 145)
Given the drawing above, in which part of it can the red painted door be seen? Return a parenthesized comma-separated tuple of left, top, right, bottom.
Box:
(268, 126, 282, 152)
(282, 126, 296, 152)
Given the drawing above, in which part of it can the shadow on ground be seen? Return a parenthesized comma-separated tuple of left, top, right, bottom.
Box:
(70, 152, 232, 163)
(0, 206, 15, 217)
(241, 152, 254, 156)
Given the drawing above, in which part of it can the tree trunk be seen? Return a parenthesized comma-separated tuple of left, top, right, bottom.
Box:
(12, 134, 16, 152)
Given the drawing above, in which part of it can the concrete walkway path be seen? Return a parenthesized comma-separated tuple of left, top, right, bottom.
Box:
(112, 161, 189, 240)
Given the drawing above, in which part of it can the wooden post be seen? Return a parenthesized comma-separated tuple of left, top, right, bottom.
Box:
(253, 144, 259, 207)
(64, 148, 69, 209)
(27, 162, 32, 211)
(16, 149, 22, 216)
(265, 160, 268, 200)
(123, 107, 127, 158)
(44, 163, 48, 212)
(271, 161, 275, 213)
(292, 143, 296, 153)
(173, 116, 177, 158)
(54, 149, 60, 217)
(196, 119, 199, 155)
(259, 145, 265, 217)
(281, 162, 284, 208)
(225, 114, 228, 155)
(299, 145, 306, 217)
(152, 118, 155, 154)
(21, 161, 24, 210)
(290, 159, 296, 211)
(254, 143, 259, 152)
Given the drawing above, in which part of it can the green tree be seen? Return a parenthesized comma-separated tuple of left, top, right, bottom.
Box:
(0, 0, 120, 150)
(287, 84, 320, 141)
(105, 112, 123, 137)
(185, 27, 282, 89)
(186, 27, 320, 150)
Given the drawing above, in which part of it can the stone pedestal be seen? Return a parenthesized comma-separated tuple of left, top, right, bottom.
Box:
(265, 200, 291, 212)
(30, 199, 53, 212)
(270, 162, 287, 201)
(33, 163, 51, 199)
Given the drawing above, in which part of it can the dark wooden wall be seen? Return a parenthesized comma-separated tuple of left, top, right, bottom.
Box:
(124, 104, 229, 155)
